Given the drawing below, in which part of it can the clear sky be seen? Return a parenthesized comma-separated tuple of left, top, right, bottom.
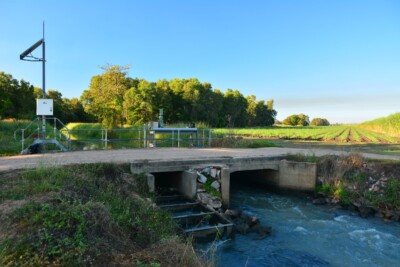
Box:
(1, 0, 399, 124)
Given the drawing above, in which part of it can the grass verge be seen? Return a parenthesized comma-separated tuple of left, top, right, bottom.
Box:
(0, 163, 209, 266)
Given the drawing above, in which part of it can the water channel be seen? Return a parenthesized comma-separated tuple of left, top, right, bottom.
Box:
(197, 182, 400, 267)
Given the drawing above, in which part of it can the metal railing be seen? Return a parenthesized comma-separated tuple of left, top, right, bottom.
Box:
(14, 117, 71, 153)
(14, 120, 213, 153)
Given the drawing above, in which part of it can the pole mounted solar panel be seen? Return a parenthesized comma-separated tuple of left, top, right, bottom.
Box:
(20, 22, 47, 140)
(20, 38, 44, 61)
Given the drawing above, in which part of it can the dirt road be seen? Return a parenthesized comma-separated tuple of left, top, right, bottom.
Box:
(1, 147, 399, 173)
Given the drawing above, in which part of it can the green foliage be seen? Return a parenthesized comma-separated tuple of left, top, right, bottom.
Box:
(286, 153, 319, 163)
(2, 68, 277, 128)
(310, 118, 330, 126)
(211, 137, 277, 148)
(246, 95, 276, 127)
(361, 112, 400, 138)
(282, 114, 310, 126)
(317, 182, 332, 194)
(0, 120, 30, 156)
(0, 72, 36, 120)
(213, 125, 399, 144)
(0, 71, 93, 123)
(0, 164, 179, 266)
(361, 177, 400, 208)
(203, 179, 222, 198)
(2, 202, 94, 266)
(383, 179, 400, 207)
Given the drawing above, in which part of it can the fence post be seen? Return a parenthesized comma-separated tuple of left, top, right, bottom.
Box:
(105, 129, 108, 150)
(178, 129, 180, 148)
(21, 129, 25, 153)
(172, 130, 174, 147)
(209, 129, 211, 147)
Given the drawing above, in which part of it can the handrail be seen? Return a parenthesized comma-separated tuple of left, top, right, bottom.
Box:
(13, 117, 40, 141)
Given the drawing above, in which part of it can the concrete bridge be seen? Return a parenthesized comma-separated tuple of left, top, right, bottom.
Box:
(131, 156, 317, 207)
(1, 147, 399, 206)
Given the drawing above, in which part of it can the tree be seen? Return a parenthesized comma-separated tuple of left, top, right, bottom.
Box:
(254, 100, 276, 126)
(82, 65, 130, 128)
(0, 72, 35, 120)
(223, 89, 248, 127)
(206, 89, 225, 127)
(124, 80, 156, 124)
(310, 118, 330, 126)
(283, 114, 310, 126)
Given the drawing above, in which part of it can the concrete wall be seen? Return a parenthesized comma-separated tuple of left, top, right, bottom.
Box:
(221, 160, 316, 207)
(221, 168, 230, 208)
(177, 171, 197, 199)
(278, 160, 317, 191)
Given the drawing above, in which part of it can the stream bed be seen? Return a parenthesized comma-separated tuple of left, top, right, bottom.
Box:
(197, 184, 400, 267)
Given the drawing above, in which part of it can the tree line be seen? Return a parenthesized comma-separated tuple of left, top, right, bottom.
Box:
(0, 71, 93, 123)
(1, 66, 277, 128)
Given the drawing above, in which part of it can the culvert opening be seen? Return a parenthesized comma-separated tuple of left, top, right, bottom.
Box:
(230, 169, 279, 192)
(153, 171, 183, 194)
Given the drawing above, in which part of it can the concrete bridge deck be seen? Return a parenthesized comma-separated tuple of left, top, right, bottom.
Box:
(1, 147, 399, 173)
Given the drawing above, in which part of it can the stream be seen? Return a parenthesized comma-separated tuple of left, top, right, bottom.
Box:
(197, 183, 400, 267)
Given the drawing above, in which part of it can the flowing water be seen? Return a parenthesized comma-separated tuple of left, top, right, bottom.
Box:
(197, 183, 400, 267)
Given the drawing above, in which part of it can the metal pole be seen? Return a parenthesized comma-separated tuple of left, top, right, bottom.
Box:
(105, 129, 108, 150)
(143, 125, 145, 148)
(42, 32, 46, 140)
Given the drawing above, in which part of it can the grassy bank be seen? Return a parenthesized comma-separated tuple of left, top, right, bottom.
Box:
(309, 154, 400, 220)
(0, 164, 208, 266)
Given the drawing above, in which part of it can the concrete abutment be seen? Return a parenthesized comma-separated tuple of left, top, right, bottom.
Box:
(131, 157, 317, 207)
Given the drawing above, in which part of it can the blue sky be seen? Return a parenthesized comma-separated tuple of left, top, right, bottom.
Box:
(1, 0, 399, 123)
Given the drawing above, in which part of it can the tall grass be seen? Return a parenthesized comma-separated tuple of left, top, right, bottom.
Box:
(360, 112, 400, 138)
(0, 120, 32, 156)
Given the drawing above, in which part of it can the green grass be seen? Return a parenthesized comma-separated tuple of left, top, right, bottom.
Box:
(360, 112, 400, 138)
(213, 125, 399, 144)
(0, 164, 205, 266)
(0, 120, 33, 156)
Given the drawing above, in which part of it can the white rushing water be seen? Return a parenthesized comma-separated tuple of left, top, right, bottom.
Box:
(197, 184, 400, 267)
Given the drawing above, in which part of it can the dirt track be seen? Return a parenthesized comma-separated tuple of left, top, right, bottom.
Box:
(1, 147, 399, 173)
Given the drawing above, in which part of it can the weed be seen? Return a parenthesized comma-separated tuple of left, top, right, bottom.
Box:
(203, 179, 222, 198)
(383, 178, 400, 207)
